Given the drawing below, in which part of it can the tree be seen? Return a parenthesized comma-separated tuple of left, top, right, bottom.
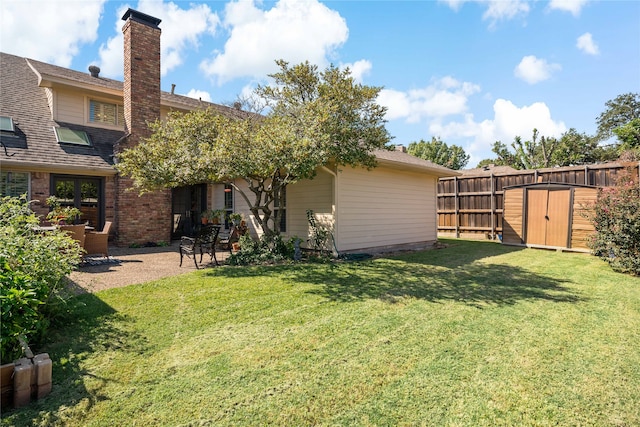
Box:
(484, 128, 619, 170)
(550, 128, 610, 166)
(612, 118, 640, 152)
(485, 129, 558, 170)
(596, 93, 640, 142)
(116, 60, 391, 237)
(407, 137, 469, 170)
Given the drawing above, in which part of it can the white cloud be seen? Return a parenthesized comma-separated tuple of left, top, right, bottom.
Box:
(482, 0, 530, 26)
(185, 89, 212, 102)
(439, 0, 530, 27)
(430, 99, 567, 165)
(340, 60, 372, 84)
(98, 0, 220, 78)
(199, 0, 348, 84)
(378, 77, 481, 123)
(576, 32, 599, 55)
(549, 0, 589, 16)
(0, 0, 105, 67)
(514, 55, 561, 84)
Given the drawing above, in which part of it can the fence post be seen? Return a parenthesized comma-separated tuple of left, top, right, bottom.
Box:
(454, 176, 459, 238)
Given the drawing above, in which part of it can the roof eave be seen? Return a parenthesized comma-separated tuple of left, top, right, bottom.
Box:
(376, 157, 461, 177)
(1, 159, 117, 176)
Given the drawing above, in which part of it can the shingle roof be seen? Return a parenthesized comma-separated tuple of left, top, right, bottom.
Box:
(0, 52, 121, 173)
(0, 52, 255, 173)
(459, 165, 519, 176)
(373, 149, 460, 177)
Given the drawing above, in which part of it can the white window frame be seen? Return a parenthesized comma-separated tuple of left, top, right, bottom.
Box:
(88, 98, 125, 128)
(1, 170, 30, 198)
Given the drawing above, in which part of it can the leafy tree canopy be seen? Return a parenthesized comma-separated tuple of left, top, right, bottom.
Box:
(407, 137, 469, 170)
(596, 92, 640, 142)
(479, 128, 619, 170)
(612, 118, 640, 153)
(116, 60, 391, 237)
(484, 129, 558, 170)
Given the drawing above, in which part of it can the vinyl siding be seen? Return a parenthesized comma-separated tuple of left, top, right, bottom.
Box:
(286, 169, 334, 246)
(335, 165, 437, 252)
(54, 89, 84, 124)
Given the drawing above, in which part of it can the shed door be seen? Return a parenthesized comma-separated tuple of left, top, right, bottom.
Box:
(526, 189, 571, 247)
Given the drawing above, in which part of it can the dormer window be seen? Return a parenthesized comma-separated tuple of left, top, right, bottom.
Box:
(0, 116, 15, 133)
(89, 99, 124, 126)
(54, 127, 91, 146)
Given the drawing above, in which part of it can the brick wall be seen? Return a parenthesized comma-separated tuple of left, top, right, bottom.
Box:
(115, 10, 171, 245)
(30, 172, 50, 220)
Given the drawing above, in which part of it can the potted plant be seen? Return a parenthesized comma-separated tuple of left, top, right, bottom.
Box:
(208, 209, 225, 225)
(45, 196, 82, 225)
(201, 211, 209, 225)
(229, 212, 243, 226)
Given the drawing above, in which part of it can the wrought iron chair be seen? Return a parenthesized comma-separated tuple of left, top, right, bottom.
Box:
(179, 224, 221, 269)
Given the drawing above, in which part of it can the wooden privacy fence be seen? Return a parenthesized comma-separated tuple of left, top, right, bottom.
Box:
(437, 161, 640, 240)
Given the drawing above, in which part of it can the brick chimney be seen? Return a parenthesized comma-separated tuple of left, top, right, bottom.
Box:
(115, 9, 171, 246)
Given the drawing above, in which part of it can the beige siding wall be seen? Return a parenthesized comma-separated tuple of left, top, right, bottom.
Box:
(286, 169, 334, 246)
(335, 166, 438, 252)
(54, 89, 85, 124)
(44, 88, 54, 119)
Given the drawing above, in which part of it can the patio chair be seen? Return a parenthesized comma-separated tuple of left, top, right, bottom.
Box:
(84, 221, 112, 257)
(59, 224, 86, 249)
(179, 224, 221, 269)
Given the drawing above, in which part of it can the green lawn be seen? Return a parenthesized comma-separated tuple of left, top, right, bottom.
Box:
(3, 240, 639, 426)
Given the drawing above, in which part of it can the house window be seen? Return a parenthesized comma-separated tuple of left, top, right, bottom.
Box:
(275, 186, 286, 232)
(224, 184, 233, 229)
(0, 116, 15, 133)
(1, 171, 29, 197)
(89, 100, 124, 126)
(54, 127, 91, 146)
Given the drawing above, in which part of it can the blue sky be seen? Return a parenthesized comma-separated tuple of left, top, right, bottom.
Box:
(1, 0, 638, 167)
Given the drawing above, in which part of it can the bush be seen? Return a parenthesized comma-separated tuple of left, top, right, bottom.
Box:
(0, 195, 83, 363)
(588, 168, 640, 275)
(227, 234, 297, 266)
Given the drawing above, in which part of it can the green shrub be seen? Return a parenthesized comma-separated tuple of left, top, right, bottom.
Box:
(227, 234, 296, 266)
(0, 195, 83, 363)
(588, 168, 640, 275)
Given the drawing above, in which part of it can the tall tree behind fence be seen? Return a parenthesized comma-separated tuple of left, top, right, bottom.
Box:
(437, 162, 640, 239)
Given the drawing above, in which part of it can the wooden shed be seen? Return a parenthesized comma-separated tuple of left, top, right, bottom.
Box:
(502, 183, 598, 252)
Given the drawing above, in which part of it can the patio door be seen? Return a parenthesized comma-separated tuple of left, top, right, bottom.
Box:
(51, 175, 103, 228)
(172, 184, 207, 239)
(526, 189, 571, 247)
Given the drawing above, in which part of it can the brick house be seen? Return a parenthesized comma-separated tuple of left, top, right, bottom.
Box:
(1, 8, 457, 253)
(0, 9, 246, 246)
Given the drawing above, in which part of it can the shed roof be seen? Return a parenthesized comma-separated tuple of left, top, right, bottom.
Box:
(503, 182, 600, 190)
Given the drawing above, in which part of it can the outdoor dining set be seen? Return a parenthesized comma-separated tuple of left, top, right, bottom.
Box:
(179, 223, 248, 269)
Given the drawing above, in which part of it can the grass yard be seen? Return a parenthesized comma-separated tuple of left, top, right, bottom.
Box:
(2, 239, 639, 426)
